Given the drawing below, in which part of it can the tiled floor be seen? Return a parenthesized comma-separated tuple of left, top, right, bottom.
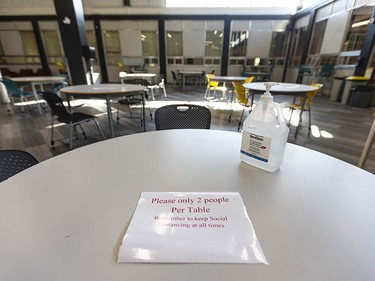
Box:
(1, 84, 374, 174)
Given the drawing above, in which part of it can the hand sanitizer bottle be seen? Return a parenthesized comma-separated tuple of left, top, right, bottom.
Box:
(240, 82, 289, 172)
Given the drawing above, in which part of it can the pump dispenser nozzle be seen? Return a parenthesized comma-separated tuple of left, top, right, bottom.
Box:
(261, 82, 278, 103)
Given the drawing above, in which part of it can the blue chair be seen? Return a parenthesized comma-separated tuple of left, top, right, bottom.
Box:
(1, 77, 37, 114)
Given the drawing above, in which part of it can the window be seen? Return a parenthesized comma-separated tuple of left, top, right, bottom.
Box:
(205, 30, 223, 57)
(166, 31, 182, 56)
(86, 30, 97, 50)
(295, 28, 307, 56)
(142, 31, 159, 57)
(42, 31, 62, 57)
(103, 31, 121, 54)
(230, 31, 248, 57)
(342, 17, 369, 51)
(0, 41, 5, 64)
(289, 27, 307, 65)
(309, 20, 327, 54)
(20, 31, 39, 56)
(269, 32, 288, 57)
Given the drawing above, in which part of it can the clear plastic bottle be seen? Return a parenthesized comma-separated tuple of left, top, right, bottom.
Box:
(240, 82, 289, 172)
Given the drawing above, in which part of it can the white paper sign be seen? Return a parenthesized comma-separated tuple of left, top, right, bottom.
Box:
(117, 192, 268, 264)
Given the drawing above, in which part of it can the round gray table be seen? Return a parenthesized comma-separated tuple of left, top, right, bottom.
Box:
(60, 84, 147, 138)
(0, 130, 374, 281)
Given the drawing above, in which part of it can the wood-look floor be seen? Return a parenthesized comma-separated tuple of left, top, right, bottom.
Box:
(1, 84, 374, 174)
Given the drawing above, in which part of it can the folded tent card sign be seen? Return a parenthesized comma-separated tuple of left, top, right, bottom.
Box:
(117, 192, 268, 264)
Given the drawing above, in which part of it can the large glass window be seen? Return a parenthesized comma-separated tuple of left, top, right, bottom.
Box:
(103, 30, 121, 54)
(269, 31, 288, 57)
(230, 31, 248, 57)
(342, 12, 370, 52)
(0, 41, 5, 64)
(205, 30, 223, 57)
(166, 31, 182, 56)
(309, 20, 327, 54)
(295, 28, 307, 57)
(289, 27, 307, 65)
(142, 31, 159, 56)
(20, 31, 39, 56)
(86, 30, 97, 50)
(42, 31, 62, 57)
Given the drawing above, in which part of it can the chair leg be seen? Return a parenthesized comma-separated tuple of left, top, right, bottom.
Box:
(50, 115, 55, 150)
(150, 88, 155, 100)
(117, 102, 120, 124)
(77, 123, 87, 139)
(288, 108, 294, 127)
(128, 105, 134, 118)
(69, 122, 74, 150)
(308, 109, 312, 136)
(162, 85, 167, 99)
(238, 108, 246, 131)
(94, 119, 105, 140)
(204, 88, 209, 99)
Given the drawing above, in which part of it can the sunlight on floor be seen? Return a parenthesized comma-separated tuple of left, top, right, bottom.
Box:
(284, 110, 334, 139)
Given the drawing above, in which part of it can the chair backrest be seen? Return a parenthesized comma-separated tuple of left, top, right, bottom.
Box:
(244, 76, 254, 84)
(298, 65, 313, 75)
(206, 74, 218, 87)
(1, 78, 22, 96)
(0, 150, 38, 182)
(123, 79, 148, 86)
(232, 82, 248, 105)
(301, 83, 324, 108)
(19, 69, 35, 76)
(155, 104, 211, 130)
(318, 64, 334, 77)
(171, 71, 178, 80)
(40, 91, 71, 119)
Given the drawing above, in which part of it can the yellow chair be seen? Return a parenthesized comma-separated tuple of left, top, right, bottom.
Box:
(288, 83, 323, 135)
(204, 74, 227, 100)
(229, 76, 255, 131)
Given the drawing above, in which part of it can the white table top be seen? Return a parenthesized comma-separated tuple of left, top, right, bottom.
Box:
(178, 70, 203, 75)
(210, 76, 247, 82)
(119, 73, 156, 78)
(10, 76, 66, 83)
(244, 82, 317, 93)
(60, 83, 147, 96)
(0, 130, 374, 281)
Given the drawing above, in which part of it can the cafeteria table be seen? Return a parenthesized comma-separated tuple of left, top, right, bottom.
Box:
(11, 76, 67, 114)
(244, 82, 319, 137)
(0, 129, 374, 281)
(60, 84, 147, 138)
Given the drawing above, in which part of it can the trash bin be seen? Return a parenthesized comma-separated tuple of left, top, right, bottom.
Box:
(348, 85, 374, 107)
(341, 76, 370, 104)
(331, 76, 347, 101)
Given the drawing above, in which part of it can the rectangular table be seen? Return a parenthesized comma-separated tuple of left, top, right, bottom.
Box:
(11, 76, 67, 114)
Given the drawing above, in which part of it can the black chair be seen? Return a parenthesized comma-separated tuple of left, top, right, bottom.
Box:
(117, 79, 153, 125)
(171, 71, 182, 89)
(154, 104, 211, 130)
(0, 150, 39, 182)
(40, 91, 105, 150)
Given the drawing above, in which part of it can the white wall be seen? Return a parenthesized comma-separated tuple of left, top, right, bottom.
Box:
(320, 11, 350, 54)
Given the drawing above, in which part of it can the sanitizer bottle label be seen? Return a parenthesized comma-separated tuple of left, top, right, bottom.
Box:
(241, 132, 272, 163)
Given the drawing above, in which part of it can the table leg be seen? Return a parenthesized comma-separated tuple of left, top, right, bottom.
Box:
(31, 83, 43, 115)
(105, 96, 115, 138)
(142, 91, 146, 132)
(358, 115, 375, 168)
(183, 74, 186, 91)
(294, 93, 307, 138)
